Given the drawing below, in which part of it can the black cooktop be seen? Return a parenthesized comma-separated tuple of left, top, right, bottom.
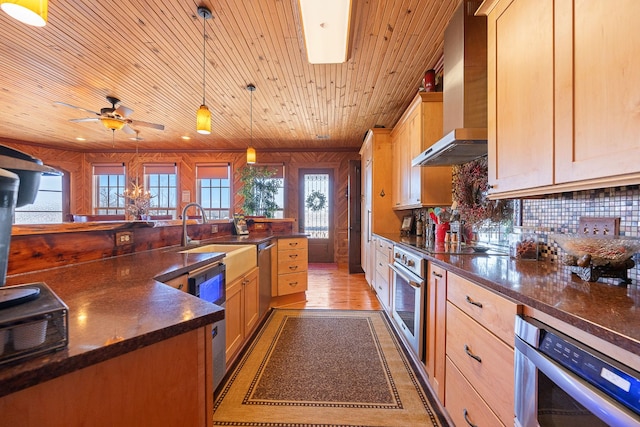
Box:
(407, 241, 508, 256)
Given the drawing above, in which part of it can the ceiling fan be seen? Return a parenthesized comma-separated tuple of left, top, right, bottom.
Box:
(54, 96, 165, 134)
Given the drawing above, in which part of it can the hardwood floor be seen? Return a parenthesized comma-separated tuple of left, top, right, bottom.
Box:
(286, 263, 382, 310)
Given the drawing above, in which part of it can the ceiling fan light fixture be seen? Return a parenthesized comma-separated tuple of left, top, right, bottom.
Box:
(100, 117, 125, 131)
(196, 104, 211, 135)
(1, 0, 47, 27)
(299, 0, 352, 64)
(196, 6, 212, 135)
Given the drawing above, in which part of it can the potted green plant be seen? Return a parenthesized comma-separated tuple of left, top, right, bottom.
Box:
(237, 165, 281, 218)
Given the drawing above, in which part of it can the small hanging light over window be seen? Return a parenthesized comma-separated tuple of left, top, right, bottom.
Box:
(1, 0, 47, 27)
(246, 84, 256, 164)
(196, 6, 212, 135)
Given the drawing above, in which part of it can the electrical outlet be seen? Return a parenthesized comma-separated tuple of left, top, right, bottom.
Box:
(211, 224, 218, 233)
(115, 231, 133, 246)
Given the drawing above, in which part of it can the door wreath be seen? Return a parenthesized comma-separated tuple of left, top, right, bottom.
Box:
(305, 190, 327, 212)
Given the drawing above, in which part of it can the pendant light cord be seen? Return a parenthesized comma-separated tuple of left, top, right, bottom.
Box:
(201, 12, 207, 106)
(250, 88, 253, 142)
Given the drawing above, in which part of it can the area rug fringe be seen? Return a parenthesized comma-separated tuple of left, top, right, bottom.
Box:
(213, 309, 446, 427)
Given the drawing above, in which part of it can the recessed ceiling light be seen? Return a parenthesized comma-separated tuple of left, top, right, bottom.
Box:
(316, 135, 330, 139)
(75, 137, 86, 141)
(181, 135, 191, 140)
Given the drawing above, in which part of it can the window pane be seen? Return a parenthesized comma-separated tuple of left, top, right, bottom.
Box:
(197, 164, 231, 220)
(14, 175, 63, 224)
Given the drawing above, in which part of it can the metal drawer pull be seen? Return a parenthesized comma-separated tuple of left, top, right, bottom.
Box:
(463, 409, 478, 427)
(289, 265, 298, 270)
(289, 281, 298, 286)
(432, 271, 443, 278)
(464, 345, 482, 363)
(465, 295, 483, 308)
(289, 242, 298, 246)
(289, 254, 298, 259)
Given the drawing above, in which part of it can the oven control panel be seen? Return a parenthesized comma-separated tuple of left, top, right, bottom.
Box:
(539, 329, 640, 415)
(393, 246, 424, 277)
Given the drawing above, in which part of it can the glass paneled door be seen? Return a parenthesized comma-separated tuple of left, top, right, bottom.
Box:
(299, 169, 333, 263)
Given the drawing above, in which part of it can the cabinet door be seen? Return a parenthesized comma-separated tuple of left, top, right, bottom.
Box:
(425, 263, 447, 403)
(243, 267, 260, 336)
(225, 279, 243, 363)
(408, 106, 423, 206)
(555, 1, 640, 184)
(487, 0, 554, 194)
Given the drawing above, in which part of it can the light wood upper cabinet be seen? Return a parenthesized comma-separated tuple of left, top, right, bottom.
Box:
(480, 0, 640, 198)
(391, 92, 452, 209)
(360, 129, 401, 286)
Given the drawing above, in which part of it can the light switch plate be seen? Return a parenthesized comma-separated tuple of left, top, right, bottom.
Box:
(578, 217, 620, 236)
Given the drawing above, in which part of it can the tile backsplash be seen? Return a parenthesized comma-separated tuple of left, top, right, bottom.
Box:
(522, 185, 640, 285)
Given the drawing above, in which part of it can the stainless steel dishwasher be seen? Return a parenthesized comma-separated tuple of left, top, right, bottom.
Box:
(257, 240, 275, 317)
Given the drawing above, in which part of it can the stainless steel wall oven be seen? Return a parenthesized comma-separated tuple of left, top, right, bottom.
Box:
(390, 245, 425, 359)
(515, 316, 640, 426)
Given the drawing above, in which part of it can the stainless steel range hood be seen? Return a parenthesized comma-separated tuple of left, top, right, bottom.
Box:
(413, 0, 487, 167)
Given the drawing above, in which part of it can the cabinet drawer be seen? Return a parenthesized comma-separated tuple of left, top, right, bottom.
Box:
(278, 249, 308, 272)
(446, 303, 514, 426)
(447, 273, 519, 345)
(277, 272, 308, 296)
(375, 256, 390, 278)
(162, 274, 188, 292)
(277, 237, 308, 251)
(445, 357, 505, 427)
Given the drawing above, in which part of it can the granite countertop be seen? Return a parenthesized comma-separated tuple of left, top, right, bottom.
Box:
(1, 247, 226, 397)
(0, 233, 308, 396)
(376, 233, 640, 356)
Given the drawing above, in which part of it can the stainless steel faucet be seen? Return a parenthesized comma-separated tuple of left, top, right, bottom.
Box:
(181, 202, 208, 246)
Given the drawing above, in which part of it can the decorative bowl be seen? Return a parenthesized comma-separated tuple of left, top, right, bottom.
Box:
(551, 234, 640, 266)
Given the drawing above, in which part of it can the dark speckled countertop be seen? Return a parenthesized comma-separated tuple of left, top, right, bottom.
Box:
(376, 233, 640, 356)
(1, 246, 227, 397)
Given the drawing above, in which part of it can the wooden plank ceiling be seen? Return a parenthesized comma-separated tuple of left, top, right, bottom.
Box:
(0, 0, 460, 153)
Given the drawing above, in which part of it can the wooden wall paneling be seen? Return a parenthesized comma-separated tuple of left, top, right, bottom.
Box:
(6, 144, 360, 266)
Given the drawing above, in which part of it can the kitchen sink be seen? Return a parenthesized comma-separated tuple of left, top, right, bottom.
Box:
(180, 244, 257, 283)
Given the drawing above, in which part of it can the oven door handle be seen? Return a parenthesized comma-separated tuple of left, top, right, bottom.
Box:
(389, 263, 424, 289)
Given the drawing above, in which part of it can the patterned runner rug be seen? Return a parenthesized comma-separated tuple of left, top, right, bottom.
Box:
(213, 309, 447, 426)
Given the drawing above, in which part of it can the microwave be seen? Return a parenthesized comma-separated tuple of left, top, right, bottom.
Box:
(188, 262, 226, 306)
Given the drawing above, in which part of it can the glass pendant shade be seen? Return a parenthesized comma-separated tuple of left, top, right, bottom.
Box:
(246, 147, 256, 164)
(1, 0, 47, 27)
(100, 117, 126, 131)
(196, 104, 211, 135)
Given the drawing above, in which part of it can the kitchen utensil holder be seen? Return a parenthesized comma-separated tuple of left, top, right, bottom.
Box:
(0, 282, 68, 365)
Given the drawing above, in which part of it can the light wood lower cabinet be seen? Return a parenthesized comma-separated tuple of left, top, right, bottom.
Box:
(162, 273, 188, 292)
(225, 266, 259, 364)
(445, 356, 504, 427)
(374, 237, 393, 312)
(444, 272, 520, 426)
(276, 237, 308, 296)
(0, 327, 213, 427)
(425, 262, 446, 403)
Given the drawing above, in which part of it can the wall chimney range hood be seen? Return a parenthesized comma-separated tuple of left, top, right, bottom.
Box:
(413, 0, 487, 167)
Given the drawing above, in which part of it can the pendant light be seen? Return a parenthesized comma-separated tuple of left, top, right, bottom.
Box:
(196, 6, 212, 135)
(1, 0, 47, 27)
(246, 84, 256, 164)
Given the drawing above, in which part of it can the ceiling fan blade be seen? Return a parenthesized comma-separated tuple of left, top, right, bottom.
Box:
(115, 105, 133, 118)
(122, 124, 136, 135)
(69, 117, 100, 123)
(130, 120, 165, 131)
(54, 101, 100, 116)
